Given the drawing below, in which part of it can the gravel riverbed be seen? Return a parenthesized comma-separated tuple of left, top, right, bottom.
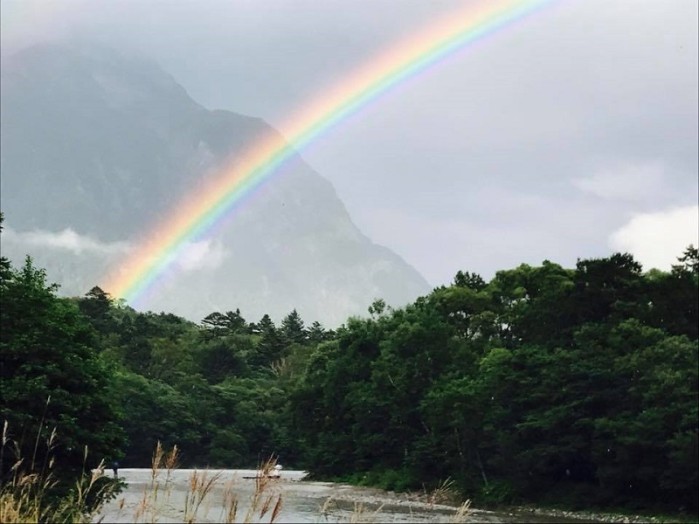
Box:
(96, 469, 675, 523)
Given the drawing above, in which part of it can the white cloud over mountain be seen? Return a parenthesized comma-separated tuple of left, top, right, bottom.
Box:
(3, 227, 129, 255)
(175, 240, 228, 272)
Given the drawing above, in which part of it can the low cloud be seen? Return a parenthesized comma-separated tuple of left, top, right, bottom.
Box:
(609, 205, 699, 271)
(3, 227, 228, 274)
(175, 239, 228, 272)
(3, 227, 129, 255)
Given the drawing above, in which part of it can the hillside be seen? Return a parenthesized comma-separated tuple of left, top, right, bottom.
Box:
(0, 43, 431, 325)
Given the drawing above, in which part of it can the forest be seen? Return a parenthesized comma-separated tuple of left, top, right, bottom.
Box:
(1, 213, 697, 515)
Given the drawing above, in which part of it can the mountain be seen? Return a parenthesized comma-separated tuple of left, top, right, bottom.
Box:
(0, 43, 431, 326)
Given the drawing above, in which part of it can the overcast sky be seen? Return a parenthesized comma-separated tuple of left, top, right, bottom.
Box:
(2, 0, 697, 286)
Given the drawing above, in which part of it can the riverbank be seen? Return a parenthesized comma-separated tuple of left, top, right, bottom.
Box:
(97, 468, 474, 523)
(401, 492, 695, 523)
(507, 505, 697, 524)
(323, 474, 695, 524)
(97, 468, 604, 523)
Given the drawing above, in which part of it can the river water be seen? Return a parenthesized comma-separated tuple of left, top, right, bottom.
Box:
(97, 468, 595, 523)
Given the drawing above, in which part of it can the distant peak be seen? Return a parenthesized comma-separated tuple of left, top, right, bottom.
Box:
(2, 40, 199, 112)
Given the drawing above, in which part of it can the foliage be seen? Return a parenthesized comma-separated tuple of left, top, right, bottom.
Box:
(0, 255, 125, 501)
(291, 249, 698, 513)
(0, 436, 123, 523)
(2, 209, 696, 517)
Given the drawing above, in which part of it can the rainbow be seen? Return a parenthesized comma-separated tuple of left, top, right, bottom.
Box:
(103, 0, 554, 305)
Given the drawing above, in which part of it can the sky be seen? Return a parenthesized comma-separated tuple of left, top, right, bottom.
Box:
(2, 0, 697, 287)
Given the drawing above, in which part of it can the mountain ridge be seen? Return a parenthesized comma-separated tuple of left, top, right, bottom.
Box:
(0, 42, 431, 326)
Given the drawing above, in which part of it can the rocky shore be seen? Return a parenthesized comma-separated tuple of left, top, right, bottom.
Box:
(393, 488, 692, 523)
(505, 505, 693, 524)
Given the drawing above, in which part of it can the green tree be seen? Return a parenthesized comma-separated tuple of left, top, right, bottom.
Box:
(111, 370, 201, 466)
(77, 286, 114, 335)
(201, 309, 249, 338)
(281, 309, 306, 345)
(0, 255, 126, 489)
(196, 335, 250, 383)
(642, 247, 699, 339)
(674, 245, 699, 274)
(453, 270, 487, 291)
(307, 321, 329, 344)
(249, 315, 285, 370)
(571, 253, 644, 325)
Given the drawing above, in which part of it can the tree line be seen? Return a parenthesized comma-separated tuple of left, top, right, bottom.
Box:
(1, 212, 696, 514)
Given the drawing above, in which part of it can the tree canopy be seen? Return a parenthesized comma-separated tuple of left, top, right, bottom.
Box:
(2, 212, 696, 516)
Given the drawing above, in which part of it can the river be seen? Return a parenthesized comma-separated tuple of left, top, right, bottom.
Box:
(96, 468, 597, 523)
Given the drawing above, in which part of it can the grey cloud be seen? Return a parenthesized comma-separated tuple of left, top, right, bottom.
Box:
(2, 0, 696, 287)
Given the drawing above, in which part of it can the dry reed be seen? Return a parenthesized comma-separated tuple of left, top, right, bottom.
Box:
(0, 420, 121, 523)
(124, 445, 284, 523)
(426, 477, 460, 506)
(449, 500, 472, 523)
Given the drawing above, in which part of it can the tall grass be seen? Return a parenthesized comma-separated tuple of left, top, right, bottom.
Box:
(425, 477, 460, 506)
(317, 494, 471, 524)
(0, 421, 121, 523)
(123, 443, 284, 523)
(3, 423, 470, 523)
(117, 451, 464, 523)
